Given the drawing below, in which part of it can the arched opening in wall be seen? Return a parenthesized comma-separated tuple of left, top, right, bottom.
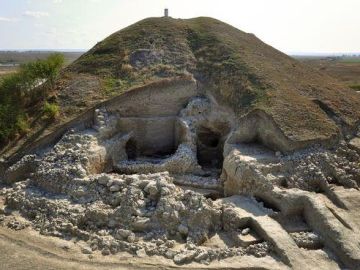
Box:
(196, 126, 224, 170)
(125, 138, 137, 160)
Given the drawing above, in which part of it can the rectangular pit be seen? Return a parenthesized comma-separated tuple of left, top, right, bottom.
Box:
(118, 116, 179, 158)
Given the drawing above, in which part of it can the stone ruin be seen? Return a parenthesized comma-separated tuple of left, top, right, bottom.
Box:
(1, 77, 360, 269)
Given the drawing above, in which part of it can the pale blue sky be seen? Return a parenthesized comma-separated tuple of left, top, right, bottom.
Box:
(0, 0, 359, 54)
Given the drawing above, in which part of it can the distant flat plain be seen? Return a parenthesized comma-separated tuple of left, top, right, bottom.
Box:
(295, 55, 360, 90)
(0, 51, 84, 78)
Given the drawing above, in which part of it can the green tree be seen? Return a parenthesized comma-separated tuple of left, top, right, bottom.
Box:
(0, 53, 65, 144)
(21, 52, 65, 90)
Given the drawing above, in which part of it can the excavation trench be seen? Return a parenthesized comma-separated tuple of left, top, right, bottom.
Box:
(118, 116, 179, 160)
(196, 126, 224, 170)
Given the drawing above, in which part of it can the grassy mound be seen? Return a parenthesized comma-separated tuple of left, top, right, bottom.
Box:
(66, 17, 360, 140)
(2, 17, 360, 159)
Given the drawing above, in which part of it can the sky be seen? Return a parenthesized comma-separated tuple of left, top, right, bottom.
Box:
(0, 0, 359, 54)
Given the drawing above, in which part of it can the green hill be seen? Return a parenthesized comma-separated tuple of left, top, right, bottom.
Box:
(2, 16, 360, 161)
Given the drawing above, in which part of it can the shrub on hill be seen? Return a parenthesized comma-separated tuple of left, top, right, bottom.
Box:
(0, 53, 64, 144)
(43, 102, 59, 120)
(349, 84, 360, 91)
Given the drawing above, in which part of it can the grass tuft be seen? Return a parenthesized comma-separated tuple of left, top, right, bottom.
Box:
(349, 84, 360, 91)
(43, 102, 59, 120)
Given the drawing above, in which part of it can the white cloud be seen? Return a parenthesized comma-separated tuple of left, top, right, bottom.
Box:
(53, 0, 63, 3)
(23, 11, 50, 18)
(0, 16, 19, 22)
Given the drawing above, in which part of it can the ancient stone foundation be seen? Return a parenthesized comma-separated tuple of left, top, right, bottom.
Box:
(2, 79, 360, 269)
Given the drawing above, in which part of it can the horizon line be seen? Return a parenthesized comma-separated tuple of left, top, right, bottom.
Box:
(0, 49, 360, 56)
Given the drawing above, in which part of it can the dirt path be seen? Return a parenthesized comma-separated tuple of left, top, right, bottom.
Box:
(0, 226, 286, 270)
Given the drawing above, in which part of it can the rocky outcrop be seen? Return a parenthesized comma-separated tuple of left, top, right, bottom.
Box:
(221, 137, 360, 269)
(222, 140, 360, 196)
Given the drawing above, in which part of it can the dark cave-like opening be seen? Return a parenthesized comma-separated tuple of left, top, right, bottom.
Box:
(125, 138, 137, 160)
(125, 137, 177, 162)
(254, 196, 281, 213)
(196, 126, 224, 169)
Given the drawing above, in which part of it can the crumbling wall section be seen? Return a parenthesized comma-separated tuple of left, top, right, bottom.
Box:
(226, 109, 339, 154)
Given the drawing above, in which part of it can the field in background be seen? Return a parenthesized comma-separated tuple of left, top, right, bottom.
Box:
(0, 66, 17, 78)
(295, 55, 360, 90)
(0, 51, 83, 78)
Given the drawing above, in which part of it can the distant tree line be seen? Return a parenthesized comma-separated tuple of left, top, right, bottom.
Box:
(0, 51, 82, 65)
(0, 53, 64, 144)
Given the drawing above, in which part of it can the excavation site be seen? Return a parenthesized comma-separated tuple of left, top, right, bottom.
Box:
(1, 16, 360, 270)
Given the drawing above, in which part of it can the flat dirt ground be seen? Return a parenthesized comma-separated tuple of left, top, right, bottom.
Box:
(0, 225, 287, 270)
(0, 226, 162, 270)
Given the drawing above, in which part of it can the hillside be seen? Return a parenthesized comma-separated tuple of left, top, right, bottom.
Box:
(67, 16, 360, 138)
(2, 16, 360, 161)
(2, 16, 360, 270)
